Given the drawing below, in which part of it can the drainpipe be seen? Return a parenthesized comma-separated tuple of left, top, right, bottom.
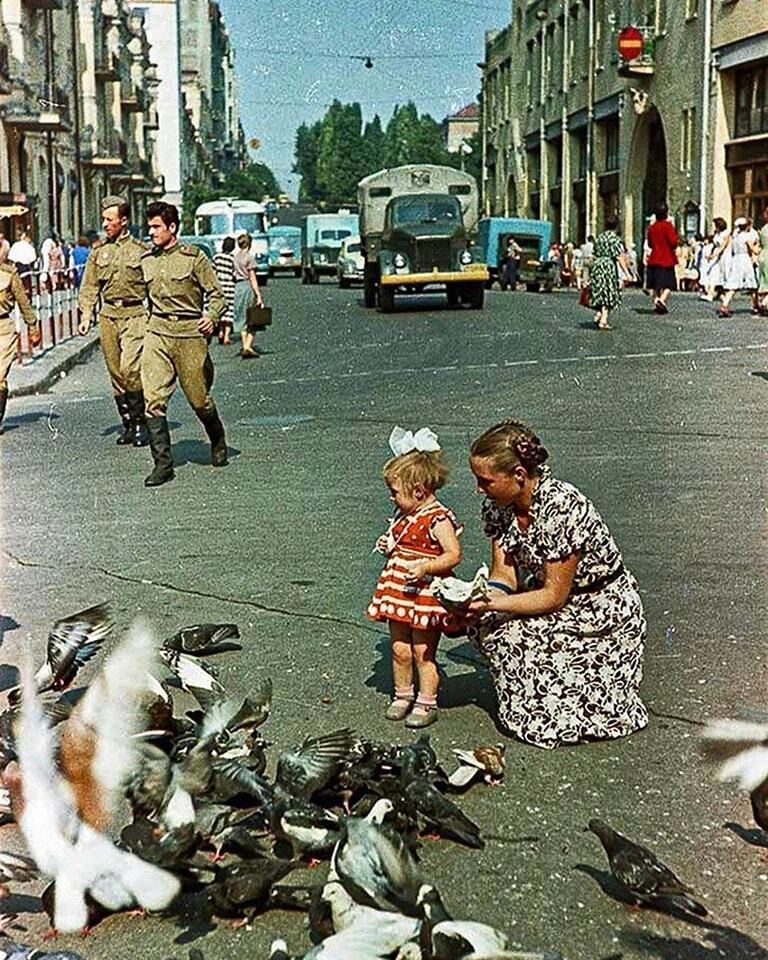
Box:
(538, 14, 547, 220)
(699, 0, 713, 233)
(586, 0, 595, 236)
(560, 0, 569, 243)
(70, 0, 82, 235)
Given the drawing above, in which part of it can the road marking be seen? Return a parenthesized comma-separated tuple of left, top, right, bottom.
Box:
(661, 349, 697, 356)
(503, 359, 539, 366)
(699, 346, 733, 353)
(583, 354, 617, 361)
(746, 342, 768, 350)
(623, 352, 657, 358)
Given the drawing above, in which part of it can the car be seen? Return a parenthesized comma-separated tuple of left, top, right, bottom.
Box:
(336, 235, 364, 288)
(179, 236, 215, 260)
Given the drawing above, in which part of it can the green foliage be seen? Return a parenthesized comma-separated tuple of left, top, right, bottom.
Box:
(181, 161, 281, 231)
(294, 100, 472, 206)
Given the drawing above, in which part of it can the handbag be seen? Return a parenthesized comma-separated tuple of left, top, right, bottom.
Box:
(246, 305, 272, 330)
(578, 285, 591, 307)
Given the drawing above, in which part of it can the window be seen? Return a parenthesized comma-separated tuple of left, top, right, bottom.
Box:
(735, 64, 768, 138)
(572, 129, 588, 178)
(603, 118, 619, 172)
(680, 107, 695, 173)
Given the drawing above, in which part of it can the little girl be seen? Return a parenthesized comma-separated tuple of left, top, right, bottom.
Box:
(367, 427, 462, 728)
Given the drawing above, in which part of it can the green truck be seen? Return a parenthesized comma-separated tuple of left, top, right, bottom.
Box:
(358, 165, 488, 312)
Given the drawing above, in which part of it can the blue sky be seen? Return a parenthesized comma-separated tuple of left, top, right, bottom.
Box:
(217, 0, 511, 197)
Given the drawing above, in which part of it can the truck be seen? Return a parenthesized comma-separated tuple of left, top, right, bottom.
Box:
(300, 211, 359, 284)
(477, 217, 555, 292)
(358, 165, 488, 312)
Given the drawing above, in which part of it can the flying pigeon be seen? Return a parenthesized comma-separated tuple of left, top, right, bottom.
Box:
(162, 623, 241, 657)
(588, 819, 707, 916)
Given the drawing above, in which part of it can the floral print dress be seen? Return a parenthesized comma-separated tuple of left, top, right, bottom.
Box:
(470, 467, 648, 749)
(588, 231, 624, 310)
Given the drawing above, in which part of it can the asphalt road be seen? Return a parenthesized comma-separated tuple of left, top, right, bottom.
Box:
(0, 278, 766, 960)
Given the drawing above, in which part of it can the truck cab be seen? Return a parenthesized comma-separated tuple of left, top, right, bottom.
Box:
(477, 217, 555, 292)
(358, 165, 488, 312)
(301, 212, 359, 284)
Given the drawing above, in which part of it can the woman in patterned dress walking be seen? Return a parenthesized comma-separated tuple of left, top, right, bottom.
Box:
(464, 419, 648, 749)
(588, 216, 631, 330)
(367, 427, 462, 728)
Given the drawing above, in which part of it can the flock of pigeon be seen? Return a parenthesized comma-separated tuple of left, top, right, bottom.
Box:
(0, 604, 761, 959)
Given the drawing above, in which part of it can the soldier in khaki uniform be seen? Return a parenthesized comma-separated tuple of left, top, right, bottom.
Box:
(0, 263, 41, 432)
(140, 201, 227, 488)
(77, 195, 149, 446)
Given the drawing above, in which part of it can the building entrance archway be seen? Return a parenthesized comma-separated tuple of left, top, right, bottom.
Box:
(625, 106, 668, 252)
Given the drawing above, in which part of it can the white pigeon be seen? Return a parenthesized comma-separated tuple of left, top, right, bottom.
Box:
(701, 718, 768, 790)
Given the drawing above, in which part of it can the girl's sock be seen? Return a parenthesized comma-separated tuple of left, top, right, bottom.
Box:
(393, 685, 415, 703)
(412, 692, 437, 715)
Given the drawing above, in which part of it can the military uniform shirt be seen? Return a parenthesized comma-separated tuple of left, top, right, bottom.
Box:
(141, 243, 226, 338)
(77, 233, 148, 320)
(0, 262, 37, 327)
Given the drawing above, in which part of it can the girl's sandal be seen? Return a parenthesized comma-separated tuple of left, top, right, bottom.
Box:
(385, 698, 414, 721)
(405, 705, 439, 728)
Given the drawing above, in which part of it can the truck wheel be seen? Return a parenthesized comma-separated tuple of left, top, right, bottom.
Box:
(294, 268, 302, 278)
(301, 269, 309, 285)
(467, 283, 485, 309)
(268, 268, 275, 279)
(446, 286, 460, 308)
(379, 285, 395, 313)
(339, 277, 350, 289)
(525, 282, 538, 293)
(363, 270, 377, 308)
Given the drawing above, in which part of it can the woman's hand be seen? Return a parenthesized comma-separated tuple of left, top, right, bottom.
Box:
(402, 558, 431, 582)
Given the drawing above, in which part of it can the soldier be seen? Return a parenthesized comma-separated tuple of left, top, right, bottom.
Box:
(140, 201, 227, 488)
(0, 263, 41, 433)
(77, 195, 149, 447)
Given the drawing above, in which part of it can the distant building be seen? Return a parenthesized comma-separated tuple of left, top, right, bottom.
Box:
(443, 103, 480, 153)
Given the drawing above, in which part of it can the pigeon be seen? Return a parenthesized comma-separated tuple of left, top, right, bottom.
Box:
(701, 717, 768, 790)
(276, 729, 355, 802)
(321, 880, 420, 947)
(401, 775, 485, 849)
(16, 624, 181, 933)
(418, 883, 509, 959)
(272, 795, 341, 862)
(159, 650, 223, 694)
(0, 851, 38, 896)
(8, 605, 112, 705)
(448, 744, 506, 789)
(400, 734, 439, 782)
(0, 934, 86, 960)
(331, 802, 422, 915)
(209, 857, 298, 919)
(162, 624, 241, 657)
(750, 777, 768, 833)
(588, 819, 707, 916)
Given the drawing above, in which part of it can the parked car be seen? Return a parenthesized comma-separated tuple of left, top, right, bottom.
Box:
(179, 236, 215, 260)
(336, 235, 364, 288)
(267, 225, 302, 278)
(477, 217, 555, 291)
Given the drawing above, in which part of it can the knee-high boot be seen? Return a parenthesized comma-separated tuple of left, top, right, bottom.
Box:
(144, 416, 175, 487)
(125, 390, 149, 447)
(0, 387, 7, 434)
(115, 394, 132, 445)
(198, 407, 228, 467)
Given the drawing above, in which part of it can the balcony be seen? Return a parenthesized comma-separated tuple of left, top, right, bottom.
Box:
(618, 26, 656, 77)
(2, 82, 70, 131)
(95, 50, 120, 82)
(81, 132, 126, 168)
(121, 83, 146, 112)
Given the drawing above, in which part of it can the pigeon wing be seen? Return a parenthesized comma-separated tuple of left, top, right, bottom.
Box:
(276, 728, 354, 800)
(45, 604, 112, 690)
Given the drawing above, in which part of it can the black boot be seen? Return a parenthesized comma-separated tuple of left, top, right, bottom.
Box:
(125, 390, 149, 447)
(199, 407, 228, 467)
(115, 395, 132, 445)
(0, 387, 7, 435)
(144, 416, 175, 487)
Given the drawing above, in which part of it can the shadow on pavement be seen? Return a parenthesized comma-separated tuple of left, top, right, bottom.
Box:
(750, 372, 768, 383)
(169, 889, 217, 946)
(101, 418, 182, 439)
(3, 411, 61, 433)
(171, 439, 241, 467)
(0, 616, 20, 648)
(0, 663, 19, 691)
(622, 927, 768, 960)
(724, 820, 768, 849)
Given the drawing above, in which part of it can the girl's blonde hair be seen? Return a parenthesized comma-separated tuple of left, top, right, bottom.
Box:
(383, 450, 449, 496)
(470, 419, 549, 475)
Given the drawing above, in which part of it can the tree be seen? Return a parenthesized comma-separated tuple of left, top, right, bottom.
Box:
(181, 161, 282, 231)
(383, 102, 420, 167)
(293, 121, 322, 203)
(361, 115, 386, 174)
(315, 100, 364, 205)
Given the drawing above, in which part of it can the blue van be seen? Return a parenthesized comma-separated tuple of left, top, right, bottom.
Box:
(477, 217, 555, 291)
(267, 225, 302, 278)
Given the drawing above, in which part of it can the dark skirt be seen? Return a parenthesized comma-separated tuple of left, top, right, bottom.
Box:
(645, 264, 677, 291)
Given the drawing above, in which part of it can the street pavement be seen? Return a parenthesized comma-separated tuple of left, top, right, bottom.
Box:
(0, 278, 766, 959)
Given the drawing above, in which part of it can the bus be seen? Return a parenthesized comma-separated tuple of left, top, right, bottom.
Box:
(193, 198, 270, 282)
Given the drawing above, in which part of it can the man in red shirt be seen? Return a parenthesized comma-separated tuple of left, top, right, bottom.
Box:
(645, 204, 679, 314)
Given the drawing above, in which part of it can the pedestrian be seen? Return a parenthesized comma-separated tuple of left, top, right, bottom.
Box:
(587, 216, 630, 330)
(645, 203, 679, 314)
(580, 235, 594, 287)
(718, 216, 759, 318)
(0, 261, 41, 433)
(366, 426, 463, 729)
(499, 236, 521, 291)
(700, 218, 730, 301)
(8, 232, 37, 297)
(77, 196, 149, 448)
(0, 232, 10, 264)
(233, 232, 264, 359)
(71, 236, 90, 288)
(756, 205, 768, 316)
(464, 419, 649, 749)
(140, 200, 227, 488)
(212, 237, 236, 345)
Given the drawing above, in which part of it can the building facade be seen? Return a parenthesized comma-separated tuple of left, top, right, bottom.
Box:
(443, 103, 480, 154)
(482, 0, 766, 250)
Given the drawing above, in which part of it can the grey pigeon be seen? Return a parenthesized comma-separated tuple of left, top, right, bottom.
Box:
(209, 857, 298, 919)
(401, 775, 484, 849)
(162, 623, 241, 656)
(588, 819, 707, 916)
(276, 728, 355, 801)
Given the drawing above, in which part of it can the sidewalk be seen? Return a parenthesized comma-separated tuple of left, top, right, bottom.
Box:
(7, 330, 100, 398)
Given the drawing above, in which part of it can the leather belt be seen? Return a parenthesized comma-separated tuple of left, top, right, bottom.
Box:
(151, 312, 201, 319)
(571, 564, 626, 595)
(105, 299, 143, 307)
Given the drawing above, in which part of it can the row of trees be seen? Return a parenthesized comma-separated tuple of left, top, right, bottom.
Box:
(181, 162, 282, 232)
(293, 100, 481, 207)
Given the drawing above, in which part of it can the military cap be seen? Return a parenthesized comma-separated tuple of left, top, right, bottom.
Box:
(101, 195, 128, 212)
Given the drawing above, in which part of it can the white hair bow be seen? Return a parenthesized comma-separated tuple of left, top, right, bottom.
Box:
(388, 425, 441, 456)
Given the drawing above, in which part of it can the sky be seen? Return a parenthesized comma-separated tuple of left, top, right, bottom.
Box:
(217, 0, 511, 198)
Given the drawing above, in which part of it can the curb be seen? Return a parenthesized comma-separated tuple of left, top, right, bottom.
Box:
(8, 332, 101, 399)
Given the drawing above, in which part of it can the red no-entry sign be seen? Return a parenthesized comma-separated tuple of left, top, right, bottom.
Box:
(617, 26, 644, 61)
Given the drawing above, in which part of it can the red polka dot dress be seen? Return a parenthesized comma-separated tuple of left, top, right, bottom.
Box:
(367, 500, 462, 631)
